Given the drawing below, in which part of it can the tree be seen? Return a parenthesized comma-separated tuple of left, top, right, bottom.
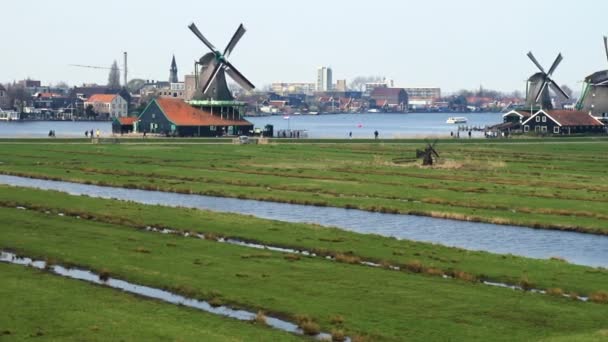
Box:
(349, 76, 383, 91)
(107, 60, 121, 89)
(85, 104, 96, 118)
(127, 79, 146, 94)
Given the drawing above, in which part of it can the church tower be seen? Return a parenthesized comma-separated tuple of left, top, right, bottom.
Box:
(169, 55, 178, 83)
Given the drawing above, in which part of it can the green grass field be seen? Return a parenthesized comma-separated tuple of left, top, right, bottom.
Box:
(0, 139, 606, 234)
(1, 138, 608, 341)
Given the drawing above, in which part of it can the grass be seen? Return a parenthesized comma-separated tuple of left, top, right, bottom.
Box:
(0, 263, 302, 341)
(1, 206, 608, 341)
(0, 139, 606, 233)
(0, 185, 607, 298)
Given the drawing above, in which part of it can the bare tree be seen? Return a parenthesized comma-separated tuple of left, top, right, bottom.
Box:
(349, 76, 383, 91)
(126, 79, 146, 93)
(108, 60, 121, 89)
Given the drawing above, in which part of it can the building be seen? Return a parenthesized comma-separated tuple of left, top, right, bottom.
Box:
(0, 85, 10, 109)
(521, 110, 604, 135)
(370, 88, 408, 112)
(316, 66, 332, 91)
(335, 80, 347, 92)
(169, 55, 178, 83)
(271, 82, 316, 95)
(404, 87, 441, 100)
(364, 79, 394, 95)
(184, 75, 197, 100)
(84, 94, 128, 118)
(138, 98, 253, 136)
(112, 117, 137, 134)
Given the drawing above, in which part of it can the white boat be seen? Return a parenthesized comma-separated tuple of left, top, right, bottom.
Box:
(367, 108, 380, 113)
(446, 116, 467, 124)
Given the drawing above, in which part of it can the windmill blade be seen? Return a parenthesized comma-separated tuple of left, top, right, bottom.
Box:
(549, 80, 570, 100)
(430, 147, 439, 158)
(199, 61, 223, 94)
(224, 61, 255, 90)
(604, 36, 608, 63)
(546, 53, 563, 76)
(224, 24, 246, 58)
(188, 23, 217, 52)
(527, 52, 546, 74)
(535, 80, 549, 103)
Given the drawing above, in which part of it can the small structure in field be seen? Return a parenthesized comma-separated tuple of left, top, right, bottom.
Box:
(416, 141, 439, 166)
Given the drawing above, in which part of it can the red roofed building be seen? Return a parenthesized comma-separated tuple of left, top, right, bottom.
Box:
(84, 94, 128, 118)
(370, 88, 408, 112)
(112, 117, 138, 134)
(137, 98, 253, 136)
(522, 109, 605, 135)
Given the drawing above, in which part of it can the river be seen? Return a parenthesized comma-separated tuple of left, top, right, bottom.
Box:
(0, 112, 502, 138)
(1, 174, 606, 268)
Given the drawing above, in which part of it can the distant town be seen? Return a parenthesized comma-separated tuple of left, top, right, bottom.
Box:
(0, 55, 581, 122)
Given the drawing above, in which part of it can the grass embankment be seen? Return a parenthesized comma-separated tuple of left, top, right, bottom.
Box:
(0, 140, 606, 234)
(1, 185, 607, 298)
(0, 263, 301, 342)
(1, 206, 608, 341)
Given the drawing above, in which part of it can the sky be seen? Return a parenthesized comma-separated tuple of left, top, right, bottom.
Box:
(2, 0, 608, 93)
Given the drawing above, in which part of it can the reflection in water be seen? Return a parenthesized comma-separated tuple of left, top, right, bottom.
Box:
(0, 174, 607, 267)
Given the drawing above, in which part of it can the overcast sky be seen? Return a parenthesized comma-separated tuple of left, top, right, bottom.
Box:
(2, 0, 608, 93)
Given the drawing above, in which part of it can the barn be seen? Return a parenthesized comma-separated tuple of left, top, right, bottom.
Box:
(137, 98, 253, 137)
(522, 110, 605, 135)
(112, 117, 137, 134)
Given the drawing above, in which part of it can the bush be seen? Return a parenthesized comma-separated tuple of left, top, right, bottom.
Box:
(331, 329, 346, 342)
(589, 291, 608, 304)
(254, 310, 267, 325)
(546, 288, 564, 297)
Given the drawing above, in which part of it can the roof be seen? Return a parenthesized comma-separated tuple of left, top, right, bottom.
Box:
(523, 110, 604, 127)
(117, 117, 137, 125)
(86, 94, 117, 103)
(371, 87, 406, 97)
(503, 110, 532, 118)
(154, 98, 252, 126)
(36, 92, 63, 98)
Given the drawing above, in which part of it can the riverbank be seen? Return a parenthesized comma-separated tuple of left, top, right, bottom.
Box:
(0, 138, 606, 234)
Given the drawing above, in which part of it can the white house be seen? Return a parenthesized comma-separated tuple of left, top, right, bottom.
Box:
(84, 94, 127, 118)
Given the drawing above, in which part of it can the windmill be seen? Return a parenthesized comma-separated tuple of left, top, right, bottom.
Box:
(188, 23, 255, 101)
(525, 52, 569, 110)
(576, 36, 608, 116)
(416, 140, 439, 166)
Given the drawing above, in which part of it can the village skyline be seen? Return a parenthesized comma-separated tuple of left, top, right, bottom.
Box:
(3, 0, 608, 93)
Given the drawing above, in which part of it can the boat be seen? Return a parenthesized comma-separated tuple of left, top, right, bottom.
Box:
(367, 108, 380, 113)
(446, 116, 467, 124)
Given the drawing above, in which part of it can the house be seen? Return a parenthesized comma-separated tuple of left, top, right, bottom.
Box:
(370, 88, 408, 112)
(84, 94, 128, 118)
(137, 98, 253, 137)
(522, 110, 605, 135)
(112, 117, 137, 134)
(0, 84, 10, 109)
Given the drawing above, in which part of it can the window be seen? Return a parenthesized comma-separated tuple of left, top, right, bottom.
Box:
(541, 126, 547, 133)
(524, 125, 529, 132)
(542, 116, 546, 122)
(536, 116, 541, 122)
(553, 126, 560, 134)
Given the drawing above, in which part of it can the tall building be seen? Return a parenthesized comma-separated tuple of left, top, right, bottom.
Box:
(169, 55, 178, 83)
(316, 66, 332, 91)
(335, 79, 347, 92)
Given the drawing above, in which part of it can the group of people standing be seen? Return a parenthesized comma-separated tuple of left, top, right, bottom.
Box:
(84, 129, 100, 138)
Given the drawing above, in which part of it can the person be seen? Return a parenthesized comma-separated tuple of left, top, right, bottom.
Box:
(468, 130, 472, 139)
(48, 130, 53, 137)
(90, 129, 94, 138)
(85, 130, 89, 138)
(96, 129, 100, 138)
(450, 131, 453, 138)
(374, 130, 379, 140)
(349, 131, 352, 139)
(143, 130, 147, 138)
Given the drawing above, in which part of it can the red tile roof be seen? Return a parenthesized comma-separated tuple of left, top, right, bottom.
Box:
(36, 92, 63, 98)
(87, 94, 117, 103)
(543, 110, 604, 126)
(155, 98, 252, 126)
(117, 117, 137, 125)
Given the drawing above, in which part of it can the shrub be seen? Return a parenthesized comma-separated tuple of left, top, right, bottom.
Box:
(208, 297, 223, 307)
(546, 288, 564, 297)
(519, 276, 534, 291)
(404, 260, 424, 273)
(98, 268, 111, 281)
(301, 321, 320, 336)
(454, 271, 477, 282)
(334, 253, 361, 264)
(331, 329, 346, 342)
(424, 267, 444, 276)
(254, 311, 267, 325)
(329, 315, 344, 325)
(589, 291, 608, 304)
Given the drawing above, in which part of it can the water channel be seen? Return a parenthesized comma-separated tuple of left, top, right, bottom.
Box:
(1, 174, 607, 268)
